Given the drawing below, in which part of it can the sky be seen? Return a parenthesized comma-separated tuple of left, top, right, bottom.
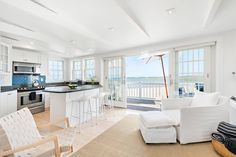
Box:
(126, 55, 169, 77)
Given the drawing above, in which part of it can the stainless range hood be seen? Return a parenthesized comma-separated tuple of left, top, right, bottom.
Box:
(13, 62, 41, 75)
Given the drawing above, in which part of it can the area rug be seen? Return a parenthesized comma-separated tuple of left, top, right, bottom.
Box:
(69, 115, 220, 157)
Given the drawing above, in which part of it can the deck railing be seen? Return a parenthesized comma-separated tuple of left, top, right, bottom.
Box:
(126, 82, 167, 100)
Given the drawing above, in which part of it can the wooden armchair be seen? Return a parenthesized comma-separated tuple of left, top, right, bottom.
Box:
(0, 108, 77, 157)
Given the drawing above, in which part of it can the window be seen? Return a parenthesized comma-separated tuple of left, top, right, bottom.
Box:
(85, 59, 95, 80)
(48, 60, 64, 82)
(175, 48, 205, 96)
(72, 61, 82, 80)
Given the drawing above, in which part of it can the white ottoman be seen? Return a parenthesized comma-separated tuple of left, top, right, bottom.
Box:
(139, 111, 177, 144)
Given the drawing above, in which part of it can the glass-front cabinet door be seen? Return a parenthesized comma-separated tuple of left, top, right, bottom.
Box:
(104, 56, 127, 108)
(0, 43, 10, 73)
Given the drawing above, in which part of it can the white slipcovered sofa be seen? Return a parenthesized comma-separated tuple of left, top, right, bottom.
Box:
(161, 95, 230, 144)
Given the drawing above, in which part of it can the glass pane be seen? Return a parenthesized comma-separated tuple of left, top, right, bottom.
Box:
(183, 51, 188, 62)
(188, 62, 193, 73)
(199, 49, 204, 60)
(85, 59, 95, 80)
(176, 48, 205, 97)
(188, 50, 193, 61)
(194, 62, 199, 73)
(193, 49, 199, 60)
(199, 61, 204, 73)
(183, 62, 188, 73)
(48, 60, 64, 81)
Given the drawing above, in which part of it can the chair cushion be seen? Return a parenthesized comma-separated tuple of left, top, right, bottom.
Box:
(162, 110, 180, 126)
(191, 91, 219, 107)
(140, 111, 175, 128)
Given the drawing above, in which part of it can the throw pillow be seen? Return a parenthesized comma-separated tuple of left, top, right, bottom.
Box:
(191, 91, 219, 107)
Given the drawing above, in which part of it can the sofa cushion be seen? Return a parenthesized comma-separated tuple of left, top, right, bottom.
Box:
(191, 91, 219, 107)
(162, 110, 180, 126)
(140, 111, 175, 128)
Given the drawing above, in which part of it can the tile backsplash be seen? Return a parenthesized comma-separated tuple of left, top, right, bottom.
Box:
(12, 75, 46, 85)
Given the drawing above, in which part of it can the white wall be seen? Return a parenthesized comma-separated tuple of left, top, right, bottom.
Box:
(70, 29, 236, 97)
(215, 31, 236, 96)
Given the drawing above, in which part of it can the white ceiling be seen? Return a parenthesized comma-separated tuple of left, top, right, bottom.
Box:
(0, 0, 235, 57)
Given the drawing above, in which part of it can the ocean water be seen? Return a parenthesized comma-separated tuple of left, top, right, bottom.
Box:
(126, 77, 167, 84)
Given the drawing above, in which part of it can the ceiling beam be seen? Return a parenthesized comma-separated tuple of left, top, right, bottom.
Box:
(115, 0, 150, 38)
(203, 0, 222, 28)
(0, 0, 113, 47)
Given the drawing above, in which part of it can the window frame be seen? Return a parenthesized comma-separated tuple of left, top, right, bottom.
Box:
(84, 58, 95, 81)
(175, 47, 209, 97)
(48, 59, 65, 82)
(72, 60, 82, 80)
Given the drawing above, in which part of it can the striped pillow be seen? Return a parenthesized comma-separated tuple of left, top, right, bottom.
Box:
(217, 121, 236, 138)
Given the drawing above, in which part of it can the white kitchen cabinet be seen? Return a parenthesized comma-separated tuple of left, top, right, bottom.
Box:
(11, 49, 41, 64)
(44, 93, 50, 108)
(0, 90, 17, 117)
(0, 42, 11, 86)
(24, 51, 41, 63)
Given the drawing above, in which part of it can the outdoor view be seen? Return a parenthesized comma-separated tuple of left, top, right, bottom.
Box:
(107, 48, 205, 105)
(175, 48, 205, 97)
(126, 55, 169, 103)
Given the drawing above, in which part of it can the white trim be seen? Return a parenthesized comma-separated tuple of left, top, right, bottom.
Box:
(47, 59, 65, 83)
(173, 41, 216, 51)
(173, 45, 215, 96)
(103, 56, 127, 108)
(84, 58, 95, 81)
(71, 60, 82, 80)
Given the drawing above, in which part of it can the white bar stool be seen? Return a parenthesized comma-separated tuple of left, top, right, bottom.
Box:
(71, 96, 93, 132)
(104, 91, 115, 110)
(92, 92, 106, 124)
(83, 96, 93, 124)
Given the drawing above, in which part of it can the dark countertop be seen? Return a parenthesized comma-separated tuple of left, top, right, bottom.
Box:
(0, 86, 16, 93)
(0, 81, 100, 93)
(43, 85, 102, 93)
(46, 81, 99, 87)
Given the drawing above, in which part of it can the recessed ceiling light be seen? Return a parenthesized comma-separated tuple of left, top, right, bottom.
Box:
(108, 27, 115, 31)
(166, 8, 176, 15)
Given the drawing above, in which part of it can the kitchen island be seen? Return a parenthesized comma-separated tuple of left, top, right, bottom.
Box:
(44, 85, 102, 125)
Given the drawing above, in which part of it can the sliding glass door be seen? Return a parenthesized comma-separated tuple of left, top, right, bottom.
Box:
(104, 56, 127, 108)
